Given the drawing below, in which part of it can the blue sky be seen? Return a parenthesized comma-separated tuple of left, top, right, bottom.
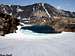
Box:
(0, 0, 75, 12)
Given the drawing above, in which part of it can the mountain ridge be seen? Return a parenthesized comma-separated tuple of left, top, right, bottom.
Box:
(0, 3, 75, 33)
(0, 3, 75, 18)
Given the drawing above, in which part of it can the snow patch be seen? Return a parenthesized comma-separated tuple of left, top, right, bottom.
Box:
(42, 3, 51, 18)
(9, 12, 12, 15)
(17, 8, 24, 12)
(17, 16, 21, 19)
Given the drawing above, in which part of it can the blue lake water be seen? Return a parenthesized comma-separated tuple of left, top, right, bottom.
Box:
(21, 25, 60, 34)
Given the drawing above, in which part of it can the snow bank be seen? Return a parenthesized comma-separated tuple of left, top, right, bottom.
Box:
(0, 25, 75, 40)
(0, 30, 75, 40)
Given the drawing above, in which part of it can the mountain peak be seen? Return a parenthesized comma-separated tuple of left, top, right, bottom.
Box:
(0, 3, 75, 18)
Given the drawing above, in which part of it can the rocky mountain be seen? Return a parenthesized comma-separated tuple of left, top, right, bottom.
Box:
(0, 3, 75, 33)
(0, 3, 75, 24)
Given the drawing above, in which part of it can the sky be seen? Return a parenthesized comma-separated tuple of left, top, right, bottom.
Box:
(0, 0, 75, 12)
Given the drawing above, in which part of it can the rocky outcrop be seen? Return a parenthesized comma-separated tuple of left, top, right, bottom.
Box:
(0, 12, 19, 36)
(52, 17, 75, 32)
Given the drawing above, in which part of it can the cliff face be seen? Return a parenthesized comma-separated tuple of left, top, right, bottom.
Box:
(0, 13, 19, 36)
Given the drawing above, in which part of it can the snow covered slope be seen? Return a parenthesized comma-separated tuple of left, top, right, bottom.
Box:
(0, 32, 75, 56)
(0, 25, 75, 56)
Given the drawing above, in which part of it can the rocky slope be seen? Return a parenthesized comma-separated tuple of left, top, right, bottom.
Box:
(0, 3, 75, 33)
(0, 12, 19, 36)
(0, 3, 75, 23)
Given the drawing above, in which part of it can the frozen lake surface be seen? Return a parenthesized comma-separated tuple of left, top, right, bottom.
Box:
(0, 25, 75, 56)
